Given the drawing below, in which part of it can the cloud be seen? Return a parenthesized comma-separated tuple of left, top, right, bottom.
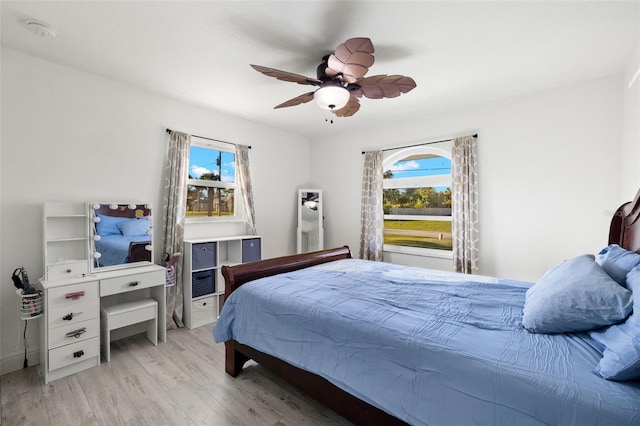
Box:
(390, 160, 420, 172)
(190, 165, 222, 179)
(190, 165, 210, 178)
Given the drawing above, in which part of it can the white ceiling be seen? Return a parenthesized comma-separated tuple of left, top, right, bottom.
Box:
(1, 1, 638, 139)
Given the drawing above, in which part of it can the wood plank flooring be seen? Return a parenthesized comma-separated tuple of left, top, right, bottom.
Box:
(0, 326, 352, 426)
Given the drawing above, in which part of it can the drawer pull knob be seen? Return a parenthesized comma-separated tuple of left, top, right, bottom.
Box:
(65, 291, 85, 300)
(62, 311, 83, 321)
(66, 327, 87, 338)
(73, 350, 84, 358)
(129, 281, 140, 287)
(66, 269, 72, 273)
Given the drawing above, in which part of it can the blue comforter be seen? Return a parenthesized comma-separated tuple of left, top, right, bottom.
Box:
(95, 235, 149, 267)
(213, 259, 640, 425)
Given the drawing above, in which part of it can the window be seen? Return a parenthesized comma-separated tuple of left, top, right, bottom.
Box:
(383, 146, 452, 256)
(187, 142, 237, 219)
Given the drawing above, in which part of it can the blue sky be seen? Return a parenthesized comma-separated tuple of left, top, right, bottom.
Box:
(189, 146, 235, 182)
(388, 156, 451, 179)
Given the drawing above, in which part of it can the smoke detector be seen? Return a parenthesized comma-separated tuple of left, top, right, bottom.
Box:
(25, 20, 57, 38)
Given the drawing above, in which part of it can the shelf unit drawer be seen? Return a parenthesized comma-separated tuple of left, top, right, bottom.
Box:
(192, 243, 216, 269)
(191, 296, 216, 327)
(48, 281, 98, 308)
(48, 318, 99, 349)
(100, 269, 164, 296)
(242, 238, 261, 263)
(48, 298, 99, 329)
(48, 337, 100, 371)
(192, 270, 215, 298)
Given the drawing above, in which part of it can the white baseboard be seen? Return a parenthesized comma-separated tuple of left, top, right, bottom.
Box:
(0, 348, 40, 376)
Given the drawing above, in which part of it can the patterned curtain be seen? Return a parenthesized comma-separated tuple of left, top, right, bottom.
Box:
(162, 131, 190, 328)
(236, 144, 256, 235)
(359, 151, 384, 261)
(452, 136, 479, 274)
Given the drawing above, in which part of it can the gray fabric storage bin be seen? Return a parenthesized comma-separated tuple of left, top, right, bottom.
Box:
(192, 243, 216, 270)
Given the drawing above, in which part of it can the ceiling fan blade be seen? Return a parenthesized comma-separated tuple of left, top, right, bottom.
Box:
(250, 65, 321, 85)
(351, 75, 417, 99)
(332, 96, 360, 117)
(274, 92, 316, 109)
(325, 37, 375, 84)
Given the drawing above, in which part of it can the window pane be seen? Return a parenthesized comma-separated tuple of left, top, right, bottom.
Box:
(189, 146, 235, 183)
(384, 219, 452, 250)
(385, 155, 451, 179)
(186, 186, 235, 217)
(383, 186, 451, 251)
(383, 187, 451, 214)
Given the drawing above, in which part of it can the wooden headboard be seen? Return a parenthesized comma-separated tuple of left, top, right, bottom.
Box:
(609, 189, 640, 252)
(94, 203, 151, 218)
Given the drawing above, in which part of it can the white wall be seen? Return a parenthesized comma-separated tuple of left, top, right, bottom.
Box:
(620, 26, 640, 199)
(0, 48, 311, 373)
(312, 75, 625, 283)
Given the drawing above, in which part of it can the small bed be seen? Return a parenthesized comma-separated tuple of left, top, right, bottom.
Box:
(213, 193, 640, 425)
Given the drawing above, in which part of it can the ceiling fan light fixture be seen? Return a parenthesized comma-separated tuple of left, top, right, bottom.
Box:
(25, 20, 57, 38)
(314, 86, 350, 111)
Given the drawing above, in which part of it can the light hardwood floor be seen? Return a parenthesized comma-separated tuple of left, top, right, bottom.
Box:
(0, 326, 352, 426)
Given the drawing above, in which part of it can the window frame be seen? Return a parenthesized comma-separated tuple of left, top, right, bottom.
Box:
(186, 140, 243, 223)
(382, 145, 453, 259)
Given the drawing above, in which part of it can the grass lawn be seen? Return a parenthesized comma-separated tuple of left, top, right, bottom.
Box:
(384, 235, 452, 250)
(384, 219, 451, 232)
(384, 219, 452, 250)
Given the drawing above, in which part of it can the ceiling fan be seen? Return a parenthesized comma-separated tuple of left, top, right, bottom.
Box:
(250, 37, 416, 118)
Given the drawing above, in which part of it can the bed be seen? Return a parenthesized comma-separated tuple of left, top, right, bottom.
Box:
(213, 193, 640, 426)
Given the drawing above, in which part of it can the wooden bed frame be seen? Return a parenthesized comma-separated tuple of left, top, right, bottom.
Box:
(220, 191, 640, 425)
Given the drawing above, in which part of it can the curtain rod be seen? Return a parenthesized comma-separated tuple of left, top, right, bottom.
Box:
(361, 133, 477, 154)
(165, 128, 251, 149)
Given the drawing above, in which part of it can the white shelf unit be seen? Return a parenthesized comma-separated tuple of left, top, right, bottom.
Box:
(183, 236, 261, 329)
(43, 202, 90, 280)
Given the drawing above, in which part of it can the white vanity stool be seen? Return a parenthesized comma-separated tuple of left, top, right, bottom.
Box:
(101, 298, 157, 362)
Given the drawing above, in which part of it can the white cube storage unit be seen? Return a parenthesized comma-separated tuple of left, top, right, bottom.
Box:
(183, 236, 261, 329)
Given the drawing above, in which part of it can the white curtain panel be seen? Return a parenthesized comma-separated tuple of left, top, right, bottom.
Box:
(452, 136, 479, 274)
(360, 150, 384, 261)
(162, 131, 190, 328)
(236, 144, 256, 235)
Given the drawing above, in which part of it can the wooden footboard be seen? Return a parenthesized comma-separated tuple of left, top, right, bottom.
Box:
(220, 246, 407, 425)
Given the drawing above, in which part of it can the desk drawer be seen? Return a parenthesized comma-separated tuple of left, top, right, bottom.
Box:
(48, 281, 98, 309)
(46, 261, 89, 280)
(100, 269, 164, 297)
(48, 299, 99, 329)
(48, 318, 99, 349)
(49, 337, 99, 371)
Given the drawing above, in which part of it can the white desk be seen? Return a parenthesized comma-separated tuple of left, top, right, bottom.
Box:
(39, 264, 166, 383)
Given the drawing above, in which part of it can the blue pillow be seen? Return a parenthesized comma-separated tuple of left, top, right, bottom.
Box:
(522, 254, 632, 334)
(596, 244, 640, 287)
(95, 214, 128, 236)
(117, 218, 151, 236)
(590, 266, 640, 381)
